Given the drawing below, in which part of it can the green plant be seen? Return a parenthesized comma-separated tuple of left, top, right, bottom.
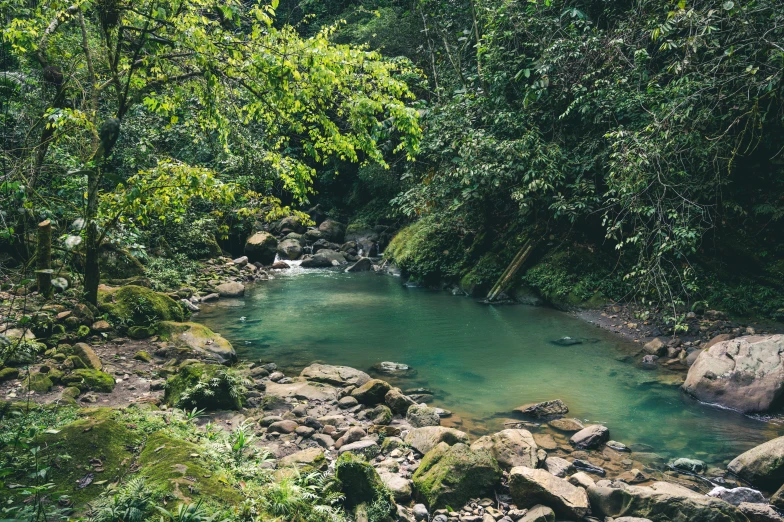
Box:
(88, 477, 161, 522)
(156, 501, 226, 522)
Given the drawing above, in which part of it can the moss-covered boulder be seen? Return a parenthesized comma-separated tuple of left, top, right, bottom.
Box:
(62, 369, 115, 392)
(72, 342, 102, 370)
(98, 285, 183, 327)
(0, 367, 20, 381)
(163, 363, 245, 410)
(412, 442, 502, 510)
(157, 321, 236, 364)
(244, 231, 278, 265)
(138, 431, 240, 502)
(25, 372, 53, 392)
(335, 452, 396, 517)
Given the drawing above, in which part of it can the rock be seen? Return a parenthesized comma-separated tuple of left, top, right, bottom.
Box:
(98, 243, 145, 280)
(277, 238, 303, 260)
(385, 387, 416, 414)
(587, 481, 747, 521)
(373, 361, 413, 376)
(295, 426, 315, 438)
(318, 219, 346, 243)
(548, 418, 584, 432)
(301, 250, 347, 267)
(335, 452, 396, 517)
(708, 486, 766, 506)
(618, 468, 648, 484)
(643, 338, 667, 356)
(407, 403, 441, 427)
(738, 502, 784, 522)
(351, 378, 391, 405)
(569, 471, 596, 489)
(25, 373, 53, 392)
(244, 232, 278, 265)
(670, 457, 706, 474)
(413, 503, 429, 521)
(412, 442, 501, 510)
(279, 447, 326, 470)
(772, 484, 784, 510)
(379, 471, 412, 502)
(607, 440, 629, 452)
(300, 363, 370, 387)
(519, 505, 555, 522)
(405, 426, 470, 455)
(338, 440, 380, 459)
(0, 367, 20, 381)
(728, 435, 784, 489)
(133, 351, 152, 362)
(98, 285, 183, 327)
(157, 321, 236, 364)
(533, 432, 557, 450)
(683, 335, 784, 413)
(369, 404, 392, 425)
(72, 342, 102, 370)
(268, 420, 299, 434)
(271, 261, 290, 269)
(570, 425, 609, 449)
(509, 467, 590, 520)
(470, 429, 539, 470)
(346, 257, 373, 272)
(544, 456, 575, 477)
(90, 320, 111, 332)
(63, 369, 115, 392)
(232, 256, 248, 266)
(515, 400, 568, 417)
(216, 281, 244, 298)
(338, 396, 359, 409)
(572, 459, 606, 476)
(163, 363, 243, 410)
(312, 434, 334, 449)
(277, 216, 306, 235)
(268, 371, 284, 382)
(641, 354, 659, 365)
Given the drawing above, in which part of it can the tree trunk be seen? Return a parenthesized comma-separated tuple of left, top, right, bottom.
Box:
(83, 169, 100, 305)
(36, 219, 53, 297)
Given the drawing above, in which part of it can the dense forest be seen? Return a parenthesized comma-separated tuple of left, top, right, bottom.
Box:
(2, 0, 784, 520)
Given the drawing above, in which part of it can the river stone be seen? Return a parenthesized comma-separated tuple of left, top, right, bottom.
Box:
(509, 466, 590, 520)
(543, 457, 574, 477)
(587, 481, 747, 522)
(407, 403, 441, 428)
(157, 321, 237, 364)
(379, 471, 412, 502)
(708, 486, 766, 506)
(670, 457, 706, 474)
(72, 342, 102, 370)
(278, 447, 326, 471)
(216, 281, 245, 298)
(338, 396, 359, 409)
(245, 232, 278, 265)
(412, 442, 502, 510)
(682, 334, 784, 413)
(519, 505, 555, 522)
(346, 257, 373, 272)
(338, 440, 380, 459)
(570, 424, 609, 449)
(728, 435, 784, 489)
(300, 364, 370, 387)
(301, 250, 347, 268)
(548, 418, 584, 432)
(318, 219, 346, 242)
(643, 337, 667, 356)
(385, 387, 417, 414)
(277, 238, 303, 260)
(569, 471, 596, 489)
(351, 378, 391, 405)
(267, 420, 298, 434)
(470, 429, 539, 469)
(405, 426, 469, 455)
(738, 502, 784, 522)
(265, 380, 337, 401)
(515, 399, 568, 417)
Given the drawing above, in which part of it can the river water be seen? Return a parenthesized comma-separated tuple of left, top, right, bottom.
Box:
(196, 266, 783, 467)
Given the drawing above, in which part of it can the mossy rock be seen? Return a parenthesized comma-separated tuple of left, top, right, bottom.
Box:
(157, 321, 236, 364)
(62, 369, 115, 392)
(25, 372, 53, 392)
(134, 350, 152, 362)
(98, 243, 145, 281)
(30, 409, 139, 505)
(98, 285, 184, 328)
(335, 452, 396, 517)
(3, 340, 47, 365)
(412, 442, 501, 510)
(0, 367, 19, 381)
(163, 363, 244, 410)
(138, 431, 240, 503)
(128, 326, 156, 339)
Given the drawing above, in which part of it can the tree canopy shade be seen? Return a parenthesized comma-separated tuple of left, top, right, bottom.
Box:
(2, 0, 421, 302)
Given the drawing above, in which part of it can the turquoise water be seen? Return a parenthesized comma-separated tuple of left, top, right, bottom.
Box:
(196, 268, 783, 466)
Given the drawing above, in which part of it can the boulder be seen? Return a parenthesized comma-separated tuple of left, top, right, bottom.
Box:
(300, 250, 347, 267)
(470, 429, 539, 470)
(157, 321, 237, 364)
(277, 216, 306, 235)
(385, 387, 417, 414)
(407, 403, 441, 427)
(346, 257, 373, 273)
(216, 281, 244, 298)
(548, 418, 585, 432)
(98, 285, 184, 327)
(373, 361, 413, 376)
(98, 243, 145, 280)
(515, 400, 568, 417)
(338, 440, 380, 459)
(318, 219, 347, 243)
(670, 457, 706, 474)
(351, 378, 391, 405)
(643, 338, 667, 357)
(728, 435, 784, 489)
(277, 238, 303, 260)
(63, 369, 115, 392)
(708, 486, 766, 506)
(163, 363, 244, 410)
(405, 426, 470, 455)
(683, 335, 784, 412)
(379, 471, 412, 502)
(738, 502, 784, 522)
(335, 452, 395, 516)
(520, 505, 555, 522)
(587, 481, 747, 522)
(244, 232, 278, 265)
(509, 466, 590, 520)
(543, 456, 574, 477)
(300, 364, 370, 387)
(72, 342, 102, 370)
(412, 442, 501, 510)
(570, 424, 609, 449)
(278, 447, 326, 471)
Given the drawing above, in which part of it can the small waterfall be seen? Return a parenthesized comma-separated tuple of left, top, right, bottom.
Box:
(358, 248, 365, 257)
(304, 244, 313, 255)
(273, 253, 281, 263)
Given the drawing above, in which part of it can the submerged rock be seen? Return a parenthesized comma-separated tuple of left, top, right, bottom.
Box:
(373, 361, 414, 376)
(549, 418, 585, 432)
(683, 335, 784, 413)
(551, 336, 583, 346)
(515, 399, 569, 417)
(670, 457, 706, 474)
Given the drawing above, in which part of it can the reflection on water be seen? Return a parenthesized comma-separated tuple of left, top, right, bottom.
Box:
(197, 268, 783, 466)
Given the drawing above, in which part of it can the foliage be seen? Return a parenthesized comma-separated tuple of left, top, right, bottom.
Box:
(145, 255, 201, 292)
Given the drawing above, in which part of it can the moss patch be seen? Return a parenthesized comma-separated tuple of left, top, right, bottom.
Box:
(62, 369, 115, 392)
(98, 285, 184, 328)
(335, 452, 395, 516)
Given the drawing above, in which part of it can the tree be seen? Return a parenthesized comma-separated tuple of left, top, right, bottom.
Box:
(3, 0, 421, 303)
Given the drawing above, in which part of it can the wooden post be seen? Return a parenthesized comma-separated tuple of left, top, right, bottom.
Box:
(36, 219, 53, 297)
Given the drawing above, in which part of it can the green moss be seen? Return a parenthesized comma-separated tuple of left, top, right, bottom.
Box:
(412, 442, 501, 510)
(0, 367, 19, 381)
(138, 431, 240, 503)
(24, 372, 53, 392)
(134, 351, 152, 362)
(163, 363, 245, 410)
(75, 324, 90, 339)
(62, 369, 115, 392)
(97, 285, 184, 328)
(157, 321, 235, 363)
(335, 452, 395, 518)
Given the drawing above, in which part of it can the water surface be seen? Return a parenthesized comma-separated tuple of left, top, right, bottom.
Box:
(197, 267, 783, 466)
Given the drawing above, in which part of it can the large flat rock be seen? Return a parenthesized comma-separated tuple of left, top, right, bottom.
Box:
(266, 379, 338, 401)
(300, 363, 370, 387)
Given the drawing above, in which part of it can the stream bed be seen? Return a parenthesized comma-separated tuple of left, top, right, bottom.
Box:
(196, 266, 784, 467)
